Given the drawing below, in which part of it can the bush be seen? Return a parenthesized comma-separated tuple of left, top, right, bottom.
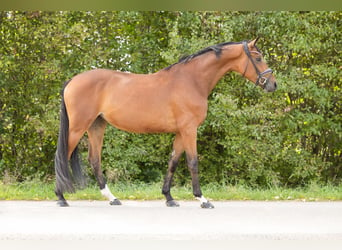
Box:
(0, 11, 340, 188)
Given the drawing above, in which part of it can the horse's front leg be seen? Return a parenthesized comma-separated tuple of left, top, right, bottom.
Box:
(186, 155, 214, 208)
(182, 128, 214, 209)
(162, 133, 184, 207)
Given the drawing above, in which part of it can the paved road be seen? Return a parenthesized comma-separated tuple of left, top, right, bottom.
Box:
(1, 200, 342, 241)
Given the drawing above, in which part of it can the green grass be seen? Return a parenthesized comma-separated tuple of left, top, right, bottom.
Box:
(1, 181, 342, 201)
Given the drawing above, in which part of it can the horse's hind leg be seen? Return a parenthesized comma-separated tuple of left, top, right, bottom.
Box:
(88, 116, 121, 205)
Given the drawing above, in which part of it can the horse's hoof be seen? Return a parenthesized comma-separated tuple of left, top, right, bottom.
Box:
(201, 201, 214, 209)
(57, 200, 69, 207)
(166, 200, 180, 207)
(110, 199, 122, 205)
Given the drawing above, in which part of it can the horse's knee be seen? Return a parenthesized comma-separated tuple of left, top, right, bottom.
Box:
(187, 158, 198, 173)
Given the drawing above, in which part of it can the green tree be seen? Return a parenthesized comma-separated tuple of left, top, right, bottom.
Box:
(0, 11, 340, 188)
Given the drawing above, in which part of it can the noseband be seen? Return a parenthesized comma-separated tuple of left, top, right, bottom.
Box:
(242, 41, 273, 88)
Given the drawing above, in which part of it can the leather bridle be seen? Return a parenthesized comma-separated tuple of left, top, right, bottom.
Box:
(242, 41, 273, 88)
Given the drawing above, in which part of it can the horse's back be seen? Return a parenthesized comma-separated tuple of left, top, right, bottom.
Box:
(67, 69, 132, 89)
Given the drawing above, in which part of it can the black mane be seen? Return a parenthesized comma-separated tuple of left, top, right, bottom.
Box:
(164, 41, 242, 70)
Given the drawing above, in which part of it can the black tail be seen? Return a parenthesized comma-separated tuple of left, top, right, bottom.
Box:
(54, 80, 86, 194)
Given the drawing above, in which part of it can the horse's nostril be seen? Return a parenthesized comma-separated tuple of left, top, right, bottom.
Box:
(274, 82, 277, 89)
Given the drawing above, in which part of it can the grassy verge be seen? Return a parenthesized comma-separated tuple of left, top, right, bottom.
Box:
(1, 181, 342, 201)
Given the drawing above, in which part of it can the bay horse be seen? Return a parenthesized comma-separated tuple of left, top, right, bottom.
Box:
(54, 38, 277, 208)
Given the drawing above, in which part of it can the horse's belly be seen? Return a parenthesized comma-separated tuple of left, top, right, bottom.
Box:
(103, 108, 177, 133)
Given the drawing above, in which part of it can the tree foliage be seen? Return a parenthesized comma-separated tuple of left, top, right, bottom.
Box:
(0, 11, 340, 187)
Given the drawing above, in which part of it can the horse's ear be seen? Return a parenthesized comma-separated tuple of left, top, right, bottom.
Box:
(254, 37, 260, 45)
(248, 37, 260, 49)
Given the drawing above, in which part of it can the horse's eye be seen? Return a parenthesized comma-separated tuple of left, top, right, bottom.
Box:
(256, 57, 262, 62)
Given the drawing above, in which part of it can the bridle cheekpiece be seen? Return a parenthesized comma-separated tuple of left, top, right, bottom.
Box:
(242, 41, 273, 88)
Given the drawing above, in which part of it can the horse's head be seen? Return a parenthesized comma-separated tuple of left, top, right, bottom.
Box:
(239, 38, 277, 92)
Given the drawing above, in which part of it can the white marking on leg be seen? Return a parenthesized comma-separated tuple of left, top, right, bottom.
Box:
(100, 184, 117, 201)
(196, 195, 208, 204)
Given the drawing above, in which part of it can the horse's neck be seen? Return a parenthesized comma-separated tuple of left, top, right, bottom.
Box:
(188, 53, 236, 97)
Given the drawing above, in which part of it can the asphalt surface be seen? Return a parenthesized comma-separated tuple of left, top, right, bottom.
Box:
(1, 200, 342, 241)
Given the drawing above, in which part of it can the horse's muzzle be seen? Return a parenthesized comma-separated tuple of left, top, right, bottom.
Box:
(264, 80, 277, 92)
